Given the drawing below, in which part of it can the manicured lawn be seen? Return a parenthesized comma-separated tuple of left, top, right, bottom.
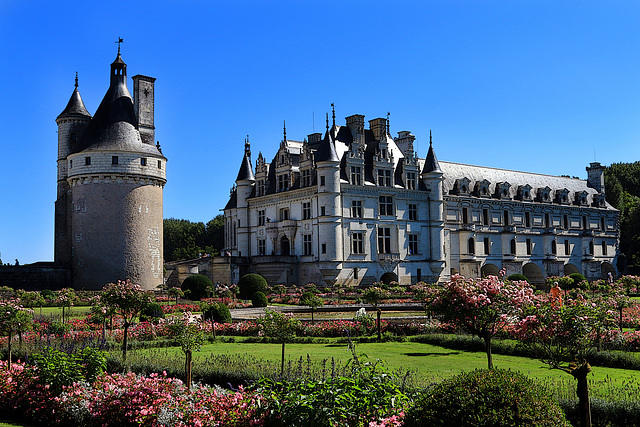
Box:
(34, 306, 91, 318)
(131, 338, 640, 400)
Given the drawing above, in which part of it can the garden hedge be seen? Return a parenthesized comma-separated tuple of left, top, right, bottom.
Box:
(238, 273, 267, 300)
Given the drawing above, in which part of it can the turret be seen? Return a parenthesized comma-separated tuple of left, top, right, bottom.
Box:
(234, 139, 255, 257)
(315, 133, 342, 262)
(586, 162, 606, 194)
(421, 132, 445, 278)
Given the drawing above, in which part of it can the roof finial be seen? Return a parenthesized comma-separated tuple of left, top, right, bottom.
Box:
(283, 120, 287, 142)
(386, 111, 390, 135)
(245, 135, 251, 158)
(115, 37, 124, 55)
(74, 72, 78, 89)
(430, 130, 433, 146)
(326, 112, 329, 133)
(331, 103, 335, 128)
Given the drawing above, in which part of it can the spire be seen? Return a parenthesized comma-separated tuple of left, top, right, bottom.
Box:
(326, 113, 329, 133)
(236, 138, 255, 182)
(283, 120, 286, 142)
(386, 112, 390, 135)
(57, 73, 91, 118)
(315, 133, 339, 163)
(422, 130, 441, 174)
(331, 103, 335, 128)
(110, 38, 127, 87)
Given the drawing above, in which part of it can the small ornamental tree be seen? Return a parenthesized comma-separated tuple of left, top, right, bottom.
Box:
(101, 280, 153, 363)
(426, 273, 535, 369)
(361, 286, 390, 339)
(169, 312, 205, 389)
(18, 290, 45, 316)
(256, 308, 300, 375)
(513, 293, 618, 427)
(55, 288, 77, 323)
(0, 301, 33, 371)
(299, 291, 323, 325)
(168, 286, 185, 305)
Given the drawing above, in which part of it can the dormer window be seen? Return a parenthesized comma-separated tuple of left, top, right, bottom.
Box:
(575, 191, 589, 206)
(518, 184, 532, 201)
(495, 182, 511, 199)
(556, 188, 570, 205)
(593, 194, 606, 208)
(475, 179, 490, 197)
(455, 177, 471, 195)
(278, 174, 289, 192)
(537, 186, 552, 203)
(406, 172, 417, 190)
(350, 166, 362, 185)
(377, 169, 392, 187)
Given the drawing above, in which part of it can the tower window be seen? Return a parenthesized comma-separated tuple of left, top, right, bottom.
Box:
(158, 160, 162, 169)
(484, 237, 490, 255)
(552, 240, 557, 255)
(352, 232, 364, 254)
(526, 238, 532, 255)
(141, 157, 147, 166)
(85, 157, 91, 166)
(112, 156, 119, 165)
(408, 203, 418, 221)
(408, 234, 418, 254)
(320, 176, 325, 186)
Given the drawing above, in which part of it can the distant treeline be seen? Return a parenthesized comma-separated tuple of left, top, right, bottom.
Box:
(163, 215, 224, 262)
(605, 162, 640, 273)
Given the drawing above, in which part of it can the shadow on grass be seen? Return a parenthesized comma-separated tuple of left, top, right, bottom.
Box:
(403, 352, 460, 357)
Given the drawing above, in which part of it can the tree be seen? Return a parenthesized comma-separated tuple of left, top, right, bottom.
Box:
(181, 274, 213, 301)
(514, 293, 617, 427)
(426, 274, 535, 369)
(18, 290, 45, 316)
(0, 301, 33, 371)
(169, 312, 205, 389)
(361, 286, 390, 339)
(256, 308, 300, 375)
(168, 286, 185, 305)
(299, 291, 323, 325)
(101, 280, 153, 363)
(238, 273, 267, 300)
(55, 288, 77, 323)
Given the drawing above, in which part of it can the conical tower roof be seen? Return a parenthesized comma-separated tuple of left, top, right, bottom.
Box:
(236, 139, 255, 181)
(57, 75, 91, 119)
(422, 131, 441, 174)
(315, 130, 340, 163)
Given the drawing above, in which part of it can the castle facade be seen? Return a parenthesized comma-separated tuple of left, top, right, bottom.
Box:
(223, 113, 618, 286)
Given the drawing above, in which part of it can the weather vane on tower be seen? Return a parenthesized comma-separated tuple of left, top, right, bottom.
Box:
(116, 37, 124, 54)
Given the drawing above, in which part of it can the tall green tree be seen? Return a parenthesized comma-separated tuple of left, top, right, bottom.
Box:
(163, 215, 225, 262)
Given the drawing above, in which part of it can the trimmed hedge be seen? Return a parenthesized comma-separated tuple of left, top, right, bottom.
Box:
(238, 273, 267, 300)
(202, 302, 232, 324)
(181, 274, 213, 301)
(252, 291, 268, 308)
(404, 368, 570, 427)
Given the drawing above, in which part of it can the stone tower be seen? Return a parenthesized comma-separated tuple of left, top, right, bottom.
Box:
(55, 48, 167, 290)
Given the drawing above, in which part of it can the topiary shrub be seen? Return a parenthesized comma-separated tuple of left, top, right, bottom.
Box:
(202, 302, 232, 324)
(403, 368, 570, 427)
(568, 272, 589, 290)
(140, 302, 165, 322)
(181, 274, 213, 301)
(252, 291, 268, 308)
(506, 273, 529, 283)
(238, 273, 267, 300)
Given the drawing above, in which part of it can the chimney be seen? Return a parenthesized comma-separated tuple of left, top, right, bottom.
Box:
(394, 131, 415, 155)
(307, 133, 322, 144)
(369, 118, 387, 140)
(133, 75, 156, 145)
(586, 162, 606, 194)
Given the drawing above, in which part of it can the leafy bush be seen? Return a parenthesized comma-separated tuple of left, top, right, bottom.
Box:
(181, 274, 213, 301)
(202, 302, 232, 323)
(31, 347, 107, 395)
(238, 273, 268, 300)
(140, 302, 165, 322)
(506, 273, 529, 282)
(403, 368, 569, 427)
(252, 291, 268, 308)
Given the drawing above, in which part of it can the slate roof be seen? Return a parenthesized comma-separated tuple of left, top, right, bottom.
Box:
(236, 153, 255, 181)
(58, 87, 91, 119)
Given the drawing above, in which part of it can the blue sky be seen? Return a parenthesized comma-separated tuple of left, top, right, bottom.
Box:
(1, 1, 639, 264)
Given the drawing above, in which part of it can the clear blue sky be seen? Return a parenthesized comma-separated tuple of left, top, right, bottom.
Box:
(1, 1, 639, 265)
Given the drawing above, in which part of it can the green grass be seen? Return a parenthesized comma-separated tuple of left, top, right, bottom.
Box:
(34, 306, 91, 318)
(128, 338, 640, 400)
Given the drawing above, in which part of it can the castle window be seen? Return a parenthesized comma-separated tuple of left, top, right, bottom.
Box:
(352, 232, 364, 254)
(589, 241, 594, 255)
(602, 240, 608, 256)
(408, 203, 418, 221)
(352, 200, 363, 218)
(504, 210, 510, 226)
(279, 208, 289, 221)
(601, 217, 606, 231)
(258, 239, 266, 256)
(551, 240, 557, 255)
(462, 207, 469, 224)
(69, 159, 73, 168)
(482, 209, 489, 226)
(258, 210, 265, 226)
(545, 213, 550, 228)
(301, 169, 311, 187)
(525, 212, 531, 228)
(582, 216, 588, 230)
(350, 166, 362, 185)
(406, 172, 417, 190)
(158, 160, 162, 169)
(302, 202, 312, 220)
(526, 238, 532, 255)
(112, 156, 119, 165)
(141, 158, 147, 166)
(278, 174, 289, 192)
(303, 234, 313, 255)
(468, 238, 475, 255)
(510, 239, 516, 255)
(321, 243, 326, 254)
(320, 176, 325, 186)
(257, 179, 266, 196)
(408, 234, 418, 255)
(320, 206, 326, 216)
(378, 226, 392, 254)
(379, 195, 394, 216)
(85, 157, 91, 166)
(70, 132, 77, 143)
(565, 239, 570, 255)
(483, 237, 490, 255)
(564, 215, 569, 229)
(377, 169, 392, 187)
